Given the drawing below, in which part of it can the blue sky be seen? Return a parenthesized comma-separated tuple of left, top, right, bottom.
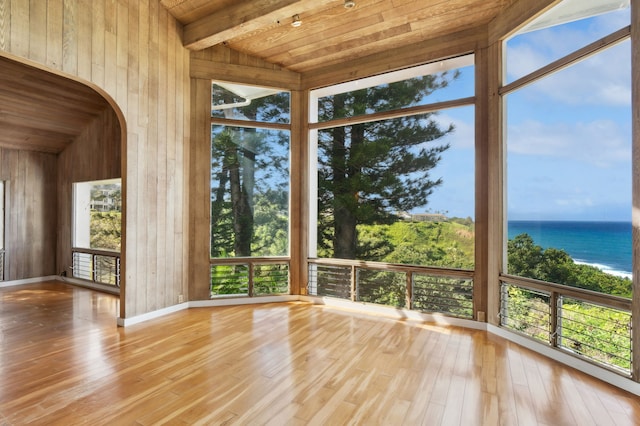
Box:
(423, 7, 631, 222)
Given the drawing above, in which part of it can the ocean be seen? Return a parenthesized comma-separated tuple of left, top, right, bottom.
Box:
(507, 221, 632, 279)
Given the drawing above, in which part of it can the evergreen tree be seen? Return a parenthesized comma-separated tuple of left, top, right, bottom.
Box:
(210, 88, 289, 257)
(317, 73, 458, 259)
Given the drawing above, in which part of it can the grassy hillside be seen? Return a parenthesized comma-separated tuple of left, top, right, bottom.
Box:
(357, 219, 474, 269)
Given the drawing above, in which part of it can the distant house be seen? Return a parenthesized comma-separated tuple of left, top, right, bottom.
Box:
(404, 213, 448, 222)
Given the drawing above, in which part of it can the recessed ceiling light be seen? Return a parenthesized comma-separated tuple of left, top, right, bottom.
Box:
(291, 14, 302, 27)
(344, 0, 356, 8)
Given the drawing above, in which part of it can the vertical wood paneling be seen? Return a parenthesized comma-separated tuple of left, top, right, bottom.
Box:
(75, 0, 90, 80)
(0, 148, 57, 281)
(28, 0, 46, 63)
(103, 1, 118, 98)
(188, 78, 211, 301)
(115, 0, 128, 111)
(0, 0, 190, 318)
(90, 0, 105, 88)
(56, 107, 121, 277)
(0, 0, 10, 51)
(9, 0, 28, 57)
(62, 0, 77, 75)
(46, 0, 63, 69)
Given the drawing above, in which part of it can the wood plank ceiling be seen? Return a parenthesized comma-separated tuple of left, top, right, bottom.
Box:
(0, 56, 110, 154)
(161, 0, 516, 74)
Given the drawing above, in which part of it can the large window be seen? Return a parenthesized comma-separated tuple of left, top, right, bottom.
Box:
(309, 56, 475, 270)
(505, 2, 631, 297)
(501, 0, 632, 373)
(210, 82, 291, 258)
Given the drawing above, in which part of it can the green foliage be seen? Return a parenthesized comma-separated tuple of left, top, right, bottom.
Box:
(503, 286, 631, 371)
(507, 233, 631, 298)
(505, 235, 632, 372)
(560, 300, 631, 370)
(211, 264, 249, 296)
(355, 220, 475, 269)
(317, 73, 459, 259)
(90, 211, 121, 251)
(357, 269, 406, 308)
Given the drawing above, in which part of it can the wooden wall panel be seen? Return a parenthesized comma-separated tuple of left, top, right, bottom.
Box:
(0, 148, 57, 280)
(56, 107, 121, 277)
(0, 0, 190, 318)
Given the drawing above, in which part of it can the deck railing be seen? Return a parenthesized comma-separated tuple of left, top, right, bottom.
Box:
(71, 248, 120, 287)
(308, 258, 474, 319)
(500, 274, 632, 375)
(210, 258, 290, 297)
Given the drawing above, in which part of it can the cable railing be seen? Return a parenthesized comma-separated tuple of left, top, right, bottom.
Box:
(500, 274, 632, 375)
(71, 248, 120, 287)
(210, 258, 290, 298)
(308, 258, 474, 319)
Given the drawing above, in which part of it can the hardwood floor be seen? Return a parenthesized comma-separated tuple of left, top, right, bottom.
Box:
(1, 282, 639, 425)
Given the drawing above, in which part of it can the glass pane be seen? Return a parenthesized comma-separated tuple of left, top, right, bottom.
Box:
(211, 126, 290, 258)
(211, 82, 290, 123)
(506, 2, 629, 83)
(316, 106, 474, 269)
(317, 65, 473, 122)
(506, 41, 631, 297)
(73, 180, 122, 251)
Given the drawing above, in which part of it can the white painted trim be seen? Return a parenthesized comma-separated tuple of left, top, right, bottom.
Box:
(117, 302, 189, 327)
(56, 276, 120, 295)
(487, 324, 640, 396)
(299, 295, 487, 330)
(0, 275, 59, 288)
(190, 295, 299, 308)
(117, 295, 300, 327)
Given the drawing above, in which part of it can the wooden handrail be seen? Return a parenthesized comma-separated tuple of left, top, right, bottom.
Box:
(500, 273, 631, 312)
(308, 257, 474, 279)
(72, 247, 120, 258)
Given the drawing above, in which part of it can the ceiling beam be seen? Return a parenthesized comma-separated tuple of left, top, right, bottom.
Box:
(183, 0, 335, 50)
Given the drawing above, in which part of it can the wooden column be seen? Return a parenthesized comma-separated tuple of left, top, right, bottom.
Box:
(474, 44, 489, 322)
(631, 0, 640, 382)
(481, 39, 505, 326)
(188, 78, 214, 301)
(289, 90, 310, 295)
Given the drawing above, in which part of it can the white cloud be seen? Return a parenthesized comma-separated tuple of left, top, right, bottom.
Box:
(506, 9, 631, 107)
(431, 112, 474, 149)
(507, 118, 630, 167)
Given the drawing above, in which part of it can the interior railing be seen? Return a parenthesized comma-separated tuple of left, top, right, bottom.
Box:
(71, 248, 120, 287)
(500, 274, 632, 376)
(210, 258, 290, 297)
(308, 258, 474, 319)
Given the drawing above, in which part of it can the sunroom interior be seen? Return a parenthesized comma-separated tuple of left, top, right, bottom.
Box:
(0, 0, 639, 421)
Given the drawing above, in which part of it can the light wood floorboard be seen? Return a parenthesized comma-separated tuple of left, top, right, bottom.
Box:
(1, 282, 639, 425)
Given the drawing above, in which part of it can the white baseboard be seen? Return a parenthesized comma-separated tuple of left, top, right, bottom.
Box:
(0, 275, 59, 288)
(117, 302, 189, 327)
(190, 294, 300, 308)
(118, 295, 299, 327)
(56, 276, 120, 295)
(299, 295, 486, 330)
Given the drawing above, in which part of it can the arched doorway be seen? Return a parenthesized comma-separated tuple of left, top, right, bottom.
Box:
(0, 53, 126, 312)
